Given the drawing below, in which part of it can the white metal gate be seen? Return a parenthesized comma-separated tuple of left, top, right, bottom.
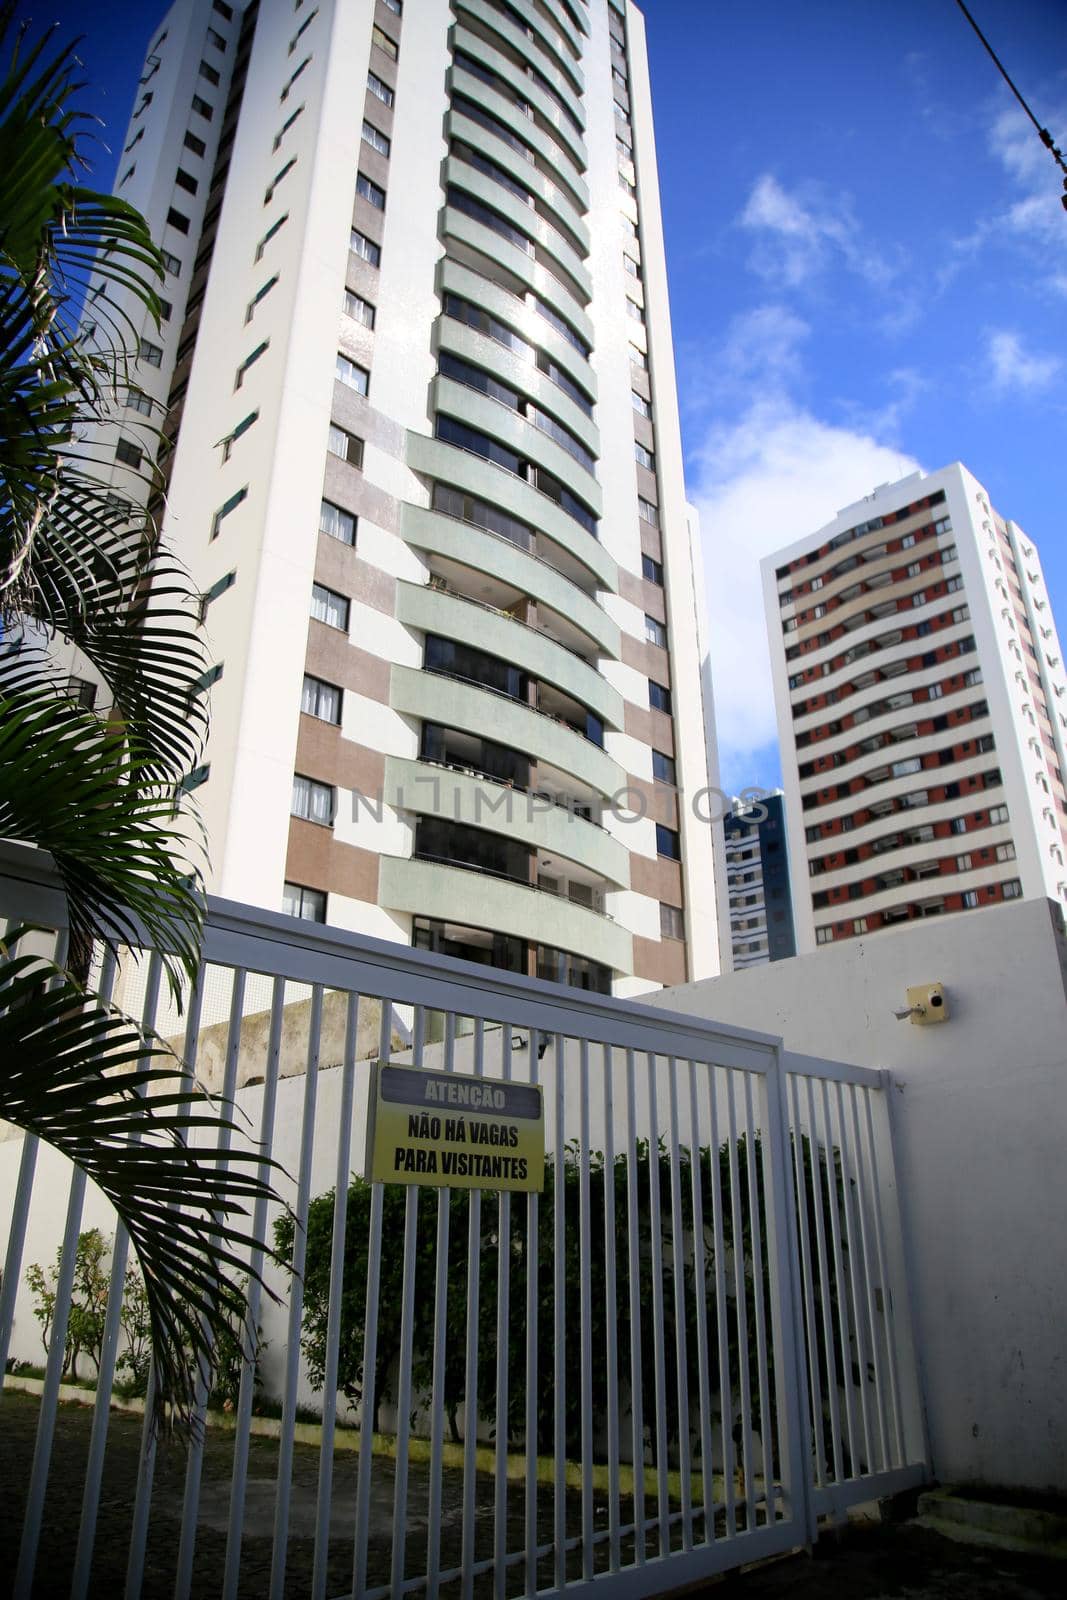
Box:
(0, 846, 927, 1598)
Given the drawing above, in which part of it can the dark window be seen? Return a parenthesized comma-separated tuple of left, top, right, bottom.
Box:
(115, 438, 142, 469)
(652, 749, 676, 785)
(175, 167, 198, 194)
(211, 486, 247, 538)
(642, 554, 663, 585)
(166, 206, 190, 234)
(184, 130, 207, 157)
(199, 59, 221, 87)
(424, 634, 528, 702)
(191, 94, 213, 119)
(656, 824, 681, 860)
(282, 882, 326, 921)
(649, 680, 672, 714)
(356, 171, 386, 210)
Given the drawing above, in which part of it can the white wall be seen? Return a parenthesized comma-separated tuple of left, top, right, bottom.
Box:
(643, 895, 1067, 1493)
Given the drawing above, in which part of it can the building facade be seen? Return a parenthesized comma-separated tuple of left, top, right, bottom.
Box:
(763, 464, 1067, 953)
(723, 791, 796, 969)
(81, 0, 724, 995)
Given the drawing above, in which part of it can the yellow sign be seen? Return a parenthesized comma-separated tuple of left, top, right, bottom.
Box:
(367, 1062, 544, 1191)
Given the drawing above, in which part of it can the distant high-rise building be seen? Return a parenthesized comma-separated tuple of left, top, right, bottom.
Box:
(723, 791, 796, 969)
(763, 464, 1067, 952)
(73, 0, 725, 995)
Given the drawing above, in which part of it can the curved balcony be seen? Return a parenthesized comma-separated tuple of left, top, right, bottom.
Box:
(447, 109, 590, 256)
(396, 580, 621, 727)
(384, 755, 629, 885)
(391, 662, 624, 798)
(448, 65, 588, 210)
(379, 855, 633, 976)
(400, 503, 618, 657)
(455, 0, 585, 108)
(438, 258, 595, 404)
(443, 157, 591, 305)
(433, 373, 600, 513)
(540, 0, 588, 52)
(451, 24, 587, 172)
(436, 316, 598, 458)
(442, 207, 593, 356)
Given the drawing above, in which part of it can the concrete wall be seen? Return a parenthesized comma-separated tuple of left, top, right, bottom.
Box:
(643, 895, 1067, 1494)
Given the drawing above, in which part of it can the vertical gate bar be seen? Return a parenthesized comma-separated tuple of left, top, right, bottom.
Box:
(805, 1076, 844, 1485)
(311, 990, 361, 1600)
(388, 1001, 429, 1600)
(268, 982, 324, 1600)
(13, 945, 115, 1600)
(787, 1072, 826, 1488)
(725, 1069, 755, 1532)
(846, 1084, 889, 1474)
(860, 1086, 905, 1466)
(523, 1029, 542, 1595)
(645, 1051, 670, 1557)
(832, 1080, 874, 1478)
(872, 1072, 930, 1472)
(742, 1073, 774, 1525)
(623, 1048, 646, 1565)
(578, 1039, 594, 1580)
(818, 1077, 857, 1486)
(601, 1044, 621, 1571)
(761, 1052, 815, 1545)
(71, 951, 164, 1600)
(426, 1006, 452, 1600)
(493, 1024, 513, 1600)
(224, 974, 286, 1600)
(551, 1034, 567, 1591)
(667, 1057, 693, 1550)
(686, 1061, 715, 1547)
(175, 966, 249, 1600)
(459, 1018, 485, 1600)
(704, 1062, 735, 1539)
(351, 1000, 395, 1600)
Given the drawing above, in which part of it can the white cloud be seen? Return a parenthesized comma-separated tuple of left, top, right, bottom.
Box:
(739, 173, 897, 290)
(986, 328, 1061, 392)
(689, 396, 921, 789)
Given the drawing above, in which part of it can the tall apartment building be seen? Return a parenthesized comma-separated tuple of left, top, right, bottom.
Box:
(723, 791, 796, 969)
(763, 464, 1067, 953)
(80, 0, 722, 996)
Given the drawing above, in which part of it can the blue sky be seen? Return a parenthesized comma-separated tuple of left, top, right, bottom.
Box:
(18, 0, 1067, 793)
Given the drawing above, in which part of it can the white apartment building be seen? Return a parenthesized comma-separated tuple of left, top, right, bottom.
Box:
(763, 464, 1067, 953)
(76, 0, 723, 996)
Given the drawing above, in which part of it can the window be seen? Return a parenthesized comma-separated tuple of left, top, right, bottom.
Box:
(962, 889, 979, 908)
(343, 288, 375, 328)
(175, 167, 198, 195)
(328, 424, 364, 466)
(319, 499, 356, 545)
(634, 441, 655, 471)
(199, 568, 235, 618)
(246, 274, 279, 321)
(115, 438, 143, 469)
(222, 409, 258, 460)
(166, 206, 190, 234)
(816, 927, 834, 945)
(65, 676, 98, 710)
(289, 6, 318, 51)
(281, 58, 310, 100)
(644, 614, 667, 648)
(1002, 879, 1022, 899)
(350, 228, 381, 267)
(649, 681, 672, 714)
(367, 71, 394, 107)
(638, 496, 659, 527)
(382, 0, 402, 12)
(362, 120, 390, 156)
(184, 130, 207, 158)
(335, 352, 369, 394)
(191, 94, 213, 119)
(989, 804, 1009, 825)
(301, 674, 342, 724)
(652, 749, 676, 785)
(207, 25, 226, 49)
(211, 486, 247, 538)
(656, 824, 680, 860)
(292, 774, 335, 825)
(630, 342, 648, 370)
(957, 853, 972, 872)
(213, 0, 234, 19)
(133, 92, 153, 119)
(126, 389, 153, 416)
(356, 172, 386, 210)
(139, 338, 163, 366)
(125, 127, 145, 153)
(235, 340, 269, 387)
(642, 554, 663, 585)
(996, 842, 1017, 862)
(311, 582, 350, 631)
(372, 25, 398, 60)
(119, 163, 136, 187)
(199, 59, 221, 87)
(255, 213, 288, 260)
(632, 389, 651, 418)
(181, 764, 211, 794)
(283, 882, 327, 922)
(660, 903, 684, 940)
(274, 104, 305, 149)
(264, 158, 296, 203)
(161, 249, 181, 275)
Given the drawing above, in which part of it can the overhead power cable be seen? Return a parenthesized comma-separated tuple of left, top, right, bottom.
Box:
(952, 0, 1067, 209)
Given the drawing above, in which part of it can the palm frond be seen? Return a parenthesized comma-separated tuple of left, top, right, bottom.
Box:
(0, 951, 281, 1427)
